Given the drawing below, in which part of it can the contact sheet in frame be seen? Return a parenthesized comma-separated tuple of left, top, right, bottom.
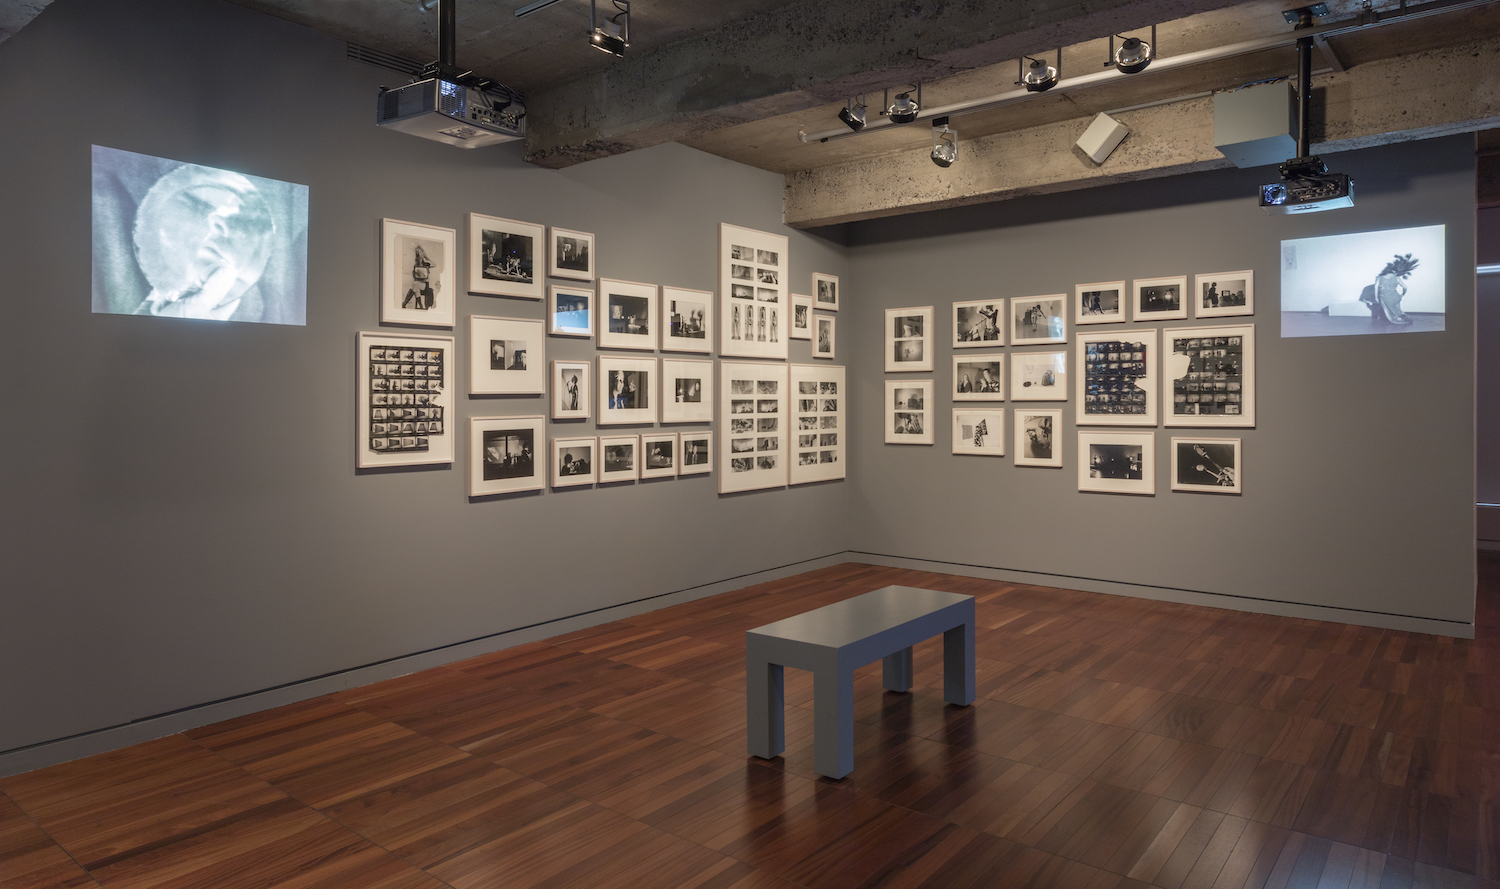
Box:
(719, 362, 789, 493)
(357, 330, 454, 468)
(789, 364, 845, 485)
(719, 223, 788, 360)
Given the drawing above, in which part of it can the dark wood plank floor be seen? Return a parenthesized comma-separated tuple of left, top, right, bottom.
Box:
(5, 556, 1499, 889)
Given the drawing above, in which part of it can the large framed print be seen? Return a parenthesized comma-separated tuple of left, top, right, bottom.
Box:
(1165, 324, 1255, 427)
(1076, 281, 1125, 325)
(358, 331, 454, 468)
(1194, 270, 1253, 318)
(552, 436, 597, 487)
(548, 227, 594, 282)
(814, 315, 836, 359)
(719, 362, 788, 493)
(791, 295, 812, 340)
(721, 224, 789, 359)
(469, 416, 544, 497)
(953, 409, 1005, 456)
(954, 354, 1005, 401)
(661, 286, 712, 353)
(382, 219, 456, 328)
(468, 315, 544, 396)
(1015, 409, 1062, 467)
(954, 299, 1005, 347)
(598, 355, 656, 425)
(1010, 351, 1067, 401)
(1079, 431, 1154, 495)
(1011, 295, 1067, 345)
(551, 360, 590, 420)
(1076, 330, 1156, 425)
(886, 379, 933, 445)
(468, 213, 543, 299)
(1172, 437, 1242, 493)
(790, 364, 845, 484)
(548, 284, 594, 338)
(641, 433, 679, 479)
(680, 431, 713, 476)
(813, 272, 839, 311)
(1133, 276, 1188, 321)
(599, 279, 658, 351)
(886, 306, 933, 372)
(660, 358, 714, 423)
(599, 434, 639, 483)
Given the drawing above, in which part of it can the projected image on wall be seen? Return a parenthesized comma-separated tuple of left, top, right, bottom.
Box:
(1280, 224, 1445, 338)
(92, 145, 309, 325)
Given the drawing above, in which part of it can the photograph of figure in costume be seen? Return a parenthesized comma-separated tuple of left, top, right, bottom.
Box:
(1280, 225, 1445, 338)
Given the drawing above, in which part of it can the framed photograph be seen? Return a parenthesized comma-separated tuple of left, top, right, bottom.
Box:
(719, 362, 788, 493)
(548, 284, 594, 338)
(551, 360, 590, 420)
(1076, 281, 1126, 325)
(599, 434, 639, 483)
(468, 213, 543, 299)
(886, 306, 934, 372)
(552, 436, 597, 487)
(381, 219, 456, 327)
(813, 314, 836, 359)
(1194, 270, 1254, 318)
(548, 227, 594, 282)
(953, 299, 1005, 347)
(1010, 295, 1068, 345)
(1015, 409, 1063, 467)
(1010, 351, 1067, 401)
(812, 272, 840, 311)
(468, 315, 544, 396)
(886, 379, 934, 445)
(790, 364, 845, 484)
(597, 355, 656, 425)
(1079, 430, 1155, 495)
(660, 358, 714, 424)
(469, 416, 544, 497)
(953, 409, 1005, 456)
(1076, 329, 1156, 426)
(791, 295, 812, 340)
(953, 354, 1005, 401)
(1133, 276, 1188, 321)
(680, 431, 713, 476)
(1172, 437, 1242, 493)
(641, 432, 679, 479)
(1165, 324, 1255, 427)
(358, 331, 454, 468)
(598, 278, 657, 351)
(661, 286, 713, 354)
(721, 224, 788, 359)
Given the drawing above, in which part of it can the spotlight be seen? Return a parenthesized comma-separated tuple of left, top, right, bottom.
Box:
(838, 98, 866, 132)
(888, 90, 919, 124)
(1023, 57, 1058, 92)
(930, 117, 957, 168)
(1113, 34, 1152, 74)
(590, 0, 629, 56)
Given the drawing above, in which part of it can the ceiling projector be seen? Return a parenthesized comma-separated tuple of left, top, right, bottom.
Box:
(377, 76, 525, 149)
(1260, 155, 1353, 214)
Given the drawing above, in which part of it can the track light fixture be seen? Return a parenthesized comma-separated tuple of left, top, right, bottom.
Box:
(1022, 54, 1059, 92)
(930, 117, 957, 168)
(887, 85, 921, 124)
(1112, 31, 1153, 74)
(590, 0, 629, 56)
(838, 97, 867, 132)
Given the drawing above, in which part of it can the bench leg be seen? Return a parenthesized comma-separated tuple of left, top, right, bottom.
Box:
(942, 621, 976, 706)
(882, 646, 914, 692)
(746, 660, 785, 760)
(813, 664, 854, 779)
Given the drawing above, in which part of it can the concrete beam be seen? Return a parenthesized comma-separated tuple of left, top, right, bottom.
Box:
(783, 34, 1500, 228)
(0, 0, 53, 43)
(521, 0, 1244, 169)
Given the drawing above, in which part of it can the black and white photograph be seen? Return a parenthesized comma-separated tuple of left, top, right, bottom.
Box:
(599, 434, 639, 483)
(548, 227, 594, 282)
(680, 432, 713, 475)
(1165, 324, 1255, 427)
(757, 249, 779, 266)
(886, 379, 934, 444)
(791, 295, 812, 340)
(886, 306, 934, 372)
(1133, 276, 1188, 321)
(1171, 437, 1242, 493)
(661, 286, 712, 353)
(359, 331, 454, 468)
(953, 355, 1005, 401)
(790, 364, 845, 484)
(598, 278, 657, 350)
(1078, 431, 1155, 494)
(1076, 281, 1125, 325)
(953, 299, 1005, 347)
(468, 315, 544, 396)
(378, 219, 456, 327)
(953, 409, 1006, 456)
(661, 358, 713, 423)
(719, 362, 789, 492)
(721, 224, 789, 359)
(1194, 270, 1253, 318)
(1010, 351, 1068, 401)
(92, 145, 309, 326)
(548, 284, 593, 338)
(468, 416, 545, 496)
(1280, 225, 1445, 338)
(551, 436, 597, 487)
(1015, 409, 1063, 467)
(551, 359, 590, 420)
(1011, 295, 1068, 344)
(468, 213, 543, 299)
(598, 356, 657, 425)
(814, 315, 836, 359)
(813, 272, 839, 311)
(641, 433, 678, 479)
(1076, 330, 1156, 425)
(490, 340, 526, 371)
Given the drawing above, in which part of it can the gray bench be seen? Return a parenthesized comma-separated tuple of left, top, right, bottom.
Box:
(745, 585, 976, 779)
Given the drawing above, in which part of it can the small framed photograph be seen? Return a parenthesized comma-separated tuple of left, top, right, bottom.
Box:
(791, 294, 812, 340)
(598, 278, 657, 351)
(1010, 351, 1067, 401)
(1194, 270, 1254, 318)
(661, 286, 712, 353)
(953, 409, 1005, 456)
(468, 213, 543, 299)
(1165, 324, 1255, 427)
(469, 416, 544, 497)
(953, 299, 1005, 347)
(641, 432, 678, 479)
(598, 355, 656, 425)
(1133, 276, 1188, 321)
(552, 436, 597, 487)
(599, 434, 639, 483)
(548, 227, 594, 282)
(1010, 295, 1067, 345)
(886, 306, 933, 372)
(548, 284, 594, 338)
(721, 225, 788, 360)
(1076, 281, 1126, 325)
(551, 360, 590, 420)
(814, 314, 836, 359)
(813, 272, 839, 311)
(1172, 437, 1241, 493)
(1076, 329, 1156, 426)
(358, 331, 454, 468)
(1079, 430, 1154, 495)
(1015, 409, 1063, 467)
(790, 364, 844, 484)
(468, 315, 544, 396)
(661, 358, 714, 424)
(954, 354, 1005, 401)
(886, 379, 933, 445)
(381, 219, 456, 328)
(679, 431, 713, 475)
(719, 362, 788, 493)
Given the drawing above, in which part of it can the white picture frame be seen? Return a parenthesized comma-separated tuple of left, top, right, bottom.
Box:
(886, 379, 934, 445)
(886, 306, 934, 372)
(953, 409, 1006, 456)
(814, 315, 836, 359)
(551, 359, 590, 420)
(660, 358, 714, 424)
(1133, 276, 1189, 321)
(468, 213, 543, 299)
(953, 354, 1005, 402)
(1015, 409, 1063, 467)
(358, 331, 455, 468)
(552, 436, 597, 487)
(1164, 324, 1255, 427)
(548, 284, 594, 338)
(597, 355, 656, 425)
(791, 294, 813, 340)
(1010, 295, 1068, 345)
(469, 416, 544, 497)
(720, 362, 788, 493)
(1172, 437, 1242, 493)
(1194, 270, 1254, 318)
(598, 278, 658, 351)
(813, 272, 840, 311)
(548, 226, 595, 282)
(1010, 351, 1068, 401)
(790, 364, 845, 484)
(953, 299, 1006, 347)
(381, 219, 456, 328)
(721, 224, 789, 359)
(468, 315, 544, 396)
(641, 432, 679, 479)
(1075, 329, 1157, 426)
(1076, 281, 1126, 325)
(660, 285, 713, 354)
(1079, 430, 1155, 495)
(679, 431, 713, 476)
(599, 434, 639, 483)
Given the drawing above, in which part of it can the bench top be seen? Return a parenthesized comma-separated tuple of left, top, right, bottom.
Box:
(746, 585, 972, 650)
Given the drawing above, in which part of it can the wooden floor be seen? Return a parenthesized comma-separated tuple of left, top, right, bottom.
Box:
(4, 559, 1499, 889)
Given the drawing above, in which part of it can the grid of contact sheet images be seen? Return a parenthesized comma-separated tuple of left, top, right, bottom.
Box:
(791, 365, 844, 484)
(368, 345, 446, 453)
(1081, 338, 1150, 417)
